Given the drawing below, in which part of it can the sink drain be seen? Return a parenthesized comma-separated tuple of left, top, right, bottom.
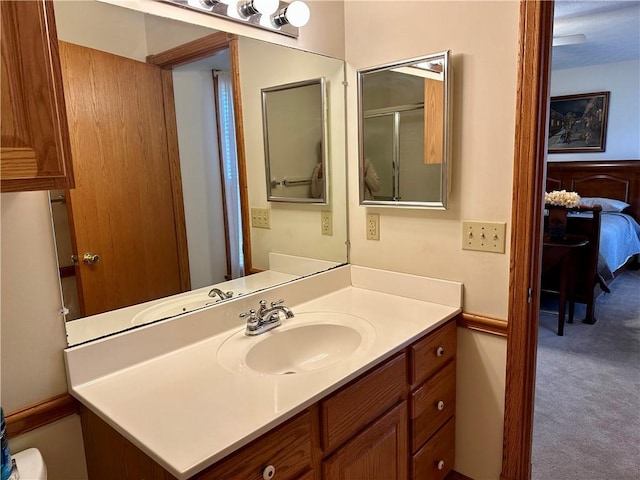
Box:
(282, 371, 297, 375)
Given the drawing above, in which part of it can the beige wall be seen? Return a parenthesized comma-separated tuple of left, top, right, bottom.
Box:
(344, 1, 518, 478)
(238, 37, 348, 269)
(0, 192, 88, 479)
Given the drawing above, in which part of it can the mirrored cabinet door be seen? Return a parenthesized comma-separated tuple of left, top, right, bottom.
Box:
(358, 51, 451, 209)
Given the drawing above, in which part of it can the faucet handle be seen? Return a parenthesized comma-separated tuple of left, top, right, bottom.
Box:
(239, 309, 257, 320)
(270, 299, 285, 307)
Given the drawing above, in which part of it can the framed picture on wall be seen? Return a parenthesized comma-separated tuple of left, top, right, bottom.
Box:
(548, 91, 610, 153)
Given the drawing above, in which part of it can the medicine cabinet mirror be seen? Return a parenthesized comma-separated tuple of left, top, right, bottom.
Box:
(358, 51, 451, 208)
(263, 78, 327, 203)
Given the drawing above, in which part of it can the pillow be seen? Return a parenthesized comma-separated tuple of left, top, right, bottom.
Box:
(579, 197, 630, 212)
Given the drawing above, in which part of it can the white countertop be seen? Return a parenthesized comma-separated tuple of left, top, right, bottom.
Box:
(65, 266, 462, 479)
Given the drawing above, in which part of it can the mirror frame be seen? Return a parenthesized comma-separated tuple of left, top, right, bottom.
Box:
(262, 77, 328, 204)
(357, 50, 451, 209)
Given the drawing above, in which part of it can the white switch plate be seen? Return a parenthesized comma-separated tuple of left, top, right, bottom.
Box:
(251, 208, 270, 229)
(462, 221, 506, 253)
(366, 213, 380, 240)
(321, 211, 332, 236)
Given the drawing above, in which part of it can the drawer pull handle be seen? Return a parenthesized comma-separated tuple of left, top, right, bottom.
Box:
(262, 465, 276, 479)
(437, 460, 445, 470)
(437, 400, 445, 411)
(436, 346, 445, 357)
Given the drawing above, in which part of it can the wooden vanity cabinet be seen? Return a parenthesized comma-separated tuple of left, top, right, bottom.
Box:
(1, 0, 74, 192)
(79, 319, 457, 480)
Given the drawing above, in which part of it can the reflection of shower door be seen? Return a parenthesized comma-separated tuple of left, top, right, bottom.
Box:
(364, 105, 424, 201)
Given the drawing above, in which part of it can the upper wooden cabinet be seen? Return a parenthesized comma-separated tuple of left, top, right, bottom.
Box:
(1, 0, 74, 192)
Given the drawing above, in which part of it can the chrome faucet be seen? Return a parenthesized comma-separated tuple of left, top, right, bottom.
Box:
(240, 299, 294, 336)
(208, 288, 233, 302)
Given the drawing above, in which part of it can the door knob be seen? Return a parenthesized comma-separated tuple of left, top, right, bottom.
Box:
(83, 253, 100, 265)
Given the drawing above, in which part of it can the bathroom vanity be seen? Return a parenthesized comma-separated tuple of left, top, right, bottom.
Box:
(65, 266, 462, 480)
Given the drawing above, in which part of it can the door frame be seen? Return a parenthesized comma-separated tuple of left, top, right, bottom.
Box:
(147, 32, 254, 276)
(501, 1, 554, 479)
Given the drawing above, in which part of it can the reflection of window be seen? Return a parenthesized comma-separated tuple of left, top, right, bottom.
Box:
(214, 70, 244, 279)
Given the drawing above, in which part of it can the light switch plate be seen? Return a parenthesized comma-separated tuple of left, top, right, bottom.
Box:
(462, 221, 506, 253)
(251, 208, 270, 229)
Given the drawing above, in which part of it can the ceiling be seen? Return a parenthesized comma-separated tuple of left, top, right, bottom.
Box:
(552, 0, 640, 70)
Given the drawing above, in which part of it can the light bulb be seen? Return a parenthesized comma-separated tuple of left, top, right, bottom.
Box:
(187, 0, 213, 9)
(255, 0, 279, 15)
(239, 0, 278, 17)
(284, 1, 309, 27)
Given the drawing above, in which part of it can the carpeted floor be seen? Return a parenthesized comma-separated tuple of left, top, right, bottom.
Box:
(532, 268, 640, 480)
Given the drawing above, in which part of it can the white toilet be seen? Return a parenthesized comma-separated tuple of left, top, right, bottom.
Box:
(12, 448, 47, 480)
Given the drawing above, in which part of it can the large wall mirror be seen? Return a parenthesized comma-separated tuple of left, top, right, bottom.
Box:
(357, 51, 451, 209)
(263, 78, 328, 203)
(52, 1, 347, 346)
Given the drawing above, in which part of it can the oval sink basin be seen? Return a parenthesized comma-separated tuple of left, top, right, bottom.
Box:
(217, 312, 376, 375)
(131, 289, 251, 326)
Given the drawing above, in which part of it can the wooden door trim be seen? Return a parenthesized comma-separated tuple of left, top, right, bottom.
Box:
(146, 31, 236, 68)
(228, 37, 252, 274)
(148, 32, 252, 275)
(160, 70, 191, 292)
(501, 1, 554, 479)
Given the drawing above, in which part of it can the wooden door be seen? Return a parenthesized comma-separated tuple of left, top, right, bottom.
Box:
(59, 41, 188, 316)
(1, 0, 74, 192)
(323, 402, 408, 480)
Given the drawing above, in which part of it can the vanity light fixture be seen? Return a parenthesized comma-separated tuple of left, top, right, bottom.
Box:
(157, 0, 310, 38)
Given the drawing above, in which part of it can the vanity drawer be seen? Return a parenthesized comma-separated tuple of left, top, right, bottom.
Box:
(411, 417, 455, 480)
(411, 360, 456, 451)
(195, 411, 312, 480)
(410, 321, 456, 388)
(321, 353, 407, 453)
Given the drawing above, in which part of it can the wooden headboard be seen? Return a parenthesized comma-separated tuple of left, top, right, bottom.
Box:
(546, 160, 640, 220)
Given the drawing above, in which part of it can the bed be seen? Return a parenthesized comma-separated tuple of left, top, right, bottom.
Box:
(543, 160, 640, 324)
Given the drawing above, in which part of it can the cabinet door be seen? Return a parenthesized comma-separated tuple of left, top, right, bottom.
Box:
(193, 411, 313, 480)
(323, 402, 408, 480)
(1, 0, 74, 192)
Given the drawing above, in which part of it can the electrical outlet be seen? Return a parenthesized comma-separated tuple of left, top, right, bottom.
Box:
(462, 221, 506, 253)
(251, 208, 270, 229)
(366, 213, 380, 240)
(321, 211, 333, 236)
